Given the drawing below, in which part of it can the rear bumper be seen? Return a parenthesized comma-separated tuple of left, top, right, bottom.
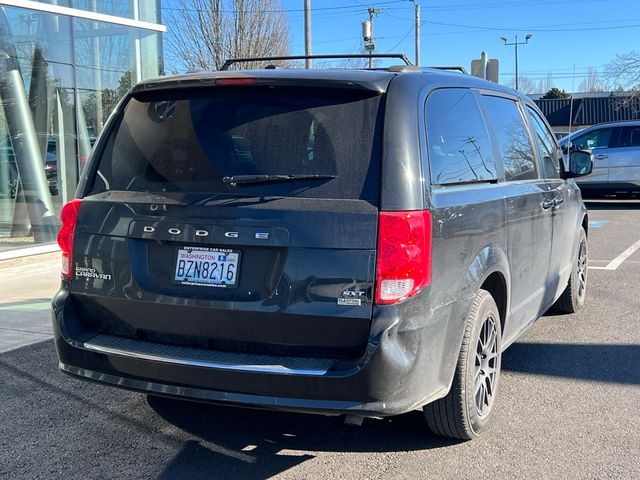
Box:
(52, 285, 457, 417)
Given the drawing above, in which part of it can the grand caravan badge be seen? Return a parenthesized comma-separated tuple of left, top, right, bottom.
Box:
(75, 266, 112, 281)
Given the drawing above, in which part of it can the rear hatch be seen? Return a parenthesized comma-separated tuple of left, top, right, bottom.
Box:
(70, 81, 385, 359)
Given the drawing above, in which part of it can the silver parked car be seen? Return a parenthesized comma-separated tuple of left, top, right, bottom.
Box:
(560, 120, 640, 196)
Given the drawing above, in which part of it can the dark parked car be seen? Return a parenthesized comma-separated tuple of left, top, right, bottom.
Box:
(559, 120, 640, 196)
(1, 135, 59, 197)
(52, 57, 593, 440)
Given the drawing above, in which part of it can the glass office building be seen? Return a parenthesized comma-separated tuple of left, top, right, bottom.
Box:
(0, 0, 164, 253)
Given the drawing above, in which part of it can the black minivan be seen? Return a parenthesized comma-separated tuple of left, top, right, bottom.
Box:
(52, 58, 593, 440)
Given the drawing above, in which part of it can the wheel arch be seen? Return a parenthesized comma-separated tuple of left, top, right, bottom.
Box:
(480, 270, 508, 336)
(466, 244, 511, 337)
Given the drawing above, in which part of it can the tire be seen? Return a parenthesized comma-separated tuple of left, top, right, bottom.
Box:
(424, 289, 502, 440)
(551, 228, 587, 314)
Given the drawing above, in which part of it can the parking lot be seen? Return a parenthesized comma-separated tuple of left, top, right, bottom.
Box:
(1, 200, 639, 480)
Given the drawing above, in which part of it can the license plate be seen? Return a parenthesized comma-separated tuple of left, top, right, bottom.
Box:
(174, 247, 240, 287)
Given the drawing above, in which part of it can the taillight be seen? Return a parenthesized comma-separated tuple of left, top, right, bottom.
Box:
(57, 198, 82, 280)
(375, 210, 432, 305)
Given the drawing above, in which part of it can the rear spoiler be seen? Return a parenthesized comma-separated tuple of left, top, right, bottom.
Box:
(131, 74, 392, 95)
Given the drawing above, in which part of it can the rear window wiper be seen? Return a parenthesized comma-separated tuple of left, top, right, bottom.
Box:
(222, 174, 335, 186)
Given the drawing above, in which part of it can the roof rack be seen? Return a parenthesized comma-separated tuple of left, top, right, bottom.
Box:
(220, 53, 412, 71)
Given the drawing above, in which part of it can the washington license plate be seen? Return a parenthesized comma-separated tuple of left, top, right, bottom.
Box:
(174, 247, 240, 287)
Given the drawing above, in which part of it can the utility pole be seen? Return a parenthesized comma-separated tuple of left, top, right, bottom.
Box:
(500, 34, 532, 91)
(304, 0, 312, 69)
(366, 6, 380, 68)
(414, 2, 420, 66)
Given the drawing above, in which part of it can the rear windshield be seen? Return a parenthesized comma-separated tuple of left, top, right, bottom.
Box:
(88, 86, 383, 203)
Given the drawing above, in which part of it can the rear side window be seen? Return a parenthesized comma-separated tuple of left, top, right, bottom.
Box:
(618, 126, 640, 147)
(89, 87, 383, 203)
(481, 95, 537, 181)
(425, 89, 496, 185)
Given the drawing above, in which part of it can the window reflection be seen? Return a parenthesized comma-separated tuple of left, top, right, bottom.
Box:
(482, 96, 537, 181)
(527, 107, 562, 179)
(0, 4, 161, 252)
(427, 89, 497, 185)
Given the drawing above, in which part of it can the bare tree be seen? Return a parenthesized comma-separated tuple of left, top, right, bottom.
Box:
(578, 67, 603, 92)
(537, 71, 554, 93)
(605, 52, 640, 97)
(165, 0, 290, 72)
(507, 76, 537, 94)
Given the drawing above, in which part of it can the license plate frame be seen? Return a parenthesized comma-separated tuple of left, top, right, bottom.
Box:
(173, 246, 241, 288)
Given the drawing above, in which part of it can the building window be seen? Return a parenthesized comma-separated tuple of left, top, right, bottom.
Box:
(0, 3, 162, 252)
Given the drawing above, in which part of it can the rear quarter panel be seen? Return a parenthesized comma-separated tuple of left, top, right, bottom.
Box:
(428, 185, 509, 386)
(380, 75, 512, 402)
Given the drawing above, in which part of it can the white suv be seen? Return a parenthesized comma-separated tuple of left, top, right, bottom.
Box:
(560, 121, 640, 196)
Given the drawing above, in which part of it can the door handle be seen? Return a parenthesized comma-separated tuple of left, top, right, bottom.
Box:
(594, 154, 608, 160)
(541, 198, 554, 210)
(553, 197, 564, 209)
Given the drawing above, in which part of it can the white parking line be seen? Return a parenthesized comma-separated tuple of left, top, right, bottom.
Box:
(589, 239, 640, 271)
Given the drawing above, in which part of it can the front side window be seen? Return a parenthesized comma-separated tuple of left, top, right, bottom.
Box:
(571, 127, 614, 150)
(527, 106, 562, 179)
(425, 89, 496, 185)
(481, 96, 537, 181)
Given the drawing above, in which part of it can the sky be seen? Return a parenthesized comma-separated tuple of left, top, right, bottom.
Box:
(161, 0, 640, 93)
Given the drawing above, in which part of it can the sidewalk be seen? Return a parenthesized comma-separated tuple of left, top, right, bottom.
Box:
(0, 252, 60, 353)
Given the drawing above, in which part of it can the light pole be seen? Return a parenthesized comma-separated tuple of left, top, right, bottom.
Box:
(501, 34, 532, 91)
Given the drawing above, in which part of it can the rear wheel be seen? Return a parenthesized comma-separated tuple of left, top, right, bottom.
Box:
(424, 289, 502, 440)
(551, 228, 587, 314)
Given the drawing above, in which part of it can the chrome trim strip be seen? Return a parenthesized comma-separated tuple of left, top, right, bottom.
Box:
(0, 0, 166, 32)
(81, 339, 330, 376)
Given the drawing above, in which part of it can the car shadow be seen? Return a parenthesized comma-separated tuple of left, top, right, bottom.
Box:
(502, 342, 640, 385)
(148, 341, 639, 478)
(148, 395, 459, 479)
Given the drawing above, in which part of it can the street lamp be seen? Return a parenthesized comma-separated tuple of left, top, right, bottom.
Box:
(501, 34, 532, 91)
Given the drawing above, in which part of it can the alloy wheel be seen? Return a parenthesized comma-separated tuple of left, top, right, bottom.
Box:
(474, 314, 499, 417)
(576, 240, 587, 301)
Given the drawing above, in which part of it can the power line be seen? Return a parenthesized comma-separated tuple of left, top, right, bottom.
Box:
(416, 18, 640, 33)
(385, 25, 413, 53)
(378, 12, 640, 41)
(419, 0, 607, 11)
(160, 1, 408, 14)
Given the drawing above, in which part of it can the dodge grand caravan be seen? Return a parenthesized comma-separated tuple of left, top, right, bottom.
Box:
(52, 56, 593, 440)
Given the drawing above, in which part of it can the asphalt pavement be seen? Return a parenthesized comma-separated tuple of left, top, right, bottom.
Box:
(1, 200, 639, 479)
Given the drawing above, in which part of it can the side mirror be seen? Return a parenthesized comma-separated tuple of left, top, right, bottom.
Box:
(565, 149, 593, 178)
